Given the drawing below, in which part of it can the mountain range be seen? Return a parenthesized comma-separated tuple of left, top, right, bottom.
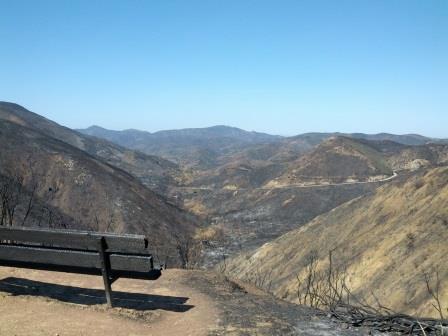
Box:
(78, 125, 447, 169)
(79, 125, 280, 169)
(1, 101, 447, 317)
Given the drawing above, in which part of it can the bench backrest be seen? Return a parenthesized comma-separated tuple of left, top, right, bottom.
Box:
(0, 226, 159, 278)
(0, 226, 161, 307)
(0, 226, 149, 254)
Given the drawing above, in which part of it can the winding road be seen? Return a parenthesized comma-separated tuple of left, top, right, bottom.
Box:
(174, 171, 399, 192)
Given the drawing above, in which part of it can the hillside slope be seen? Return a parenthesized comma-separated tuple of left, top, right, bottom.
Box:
(0, 118, 198, 260)
(0, 102, 182, 193)
(265, 137, 394, 187)
(225, 167, 448, 318)
(184, 137, 395, 190)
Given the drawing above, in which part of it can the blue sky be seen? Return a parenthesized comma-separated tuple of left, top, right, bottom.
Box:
(0, 0, 447, 137)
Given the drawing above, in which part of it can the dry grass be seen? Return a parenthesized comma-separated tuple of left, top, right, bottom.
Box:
(225, 167, 448, 318)
(194, 224, 225, 242)
(184, 199, 209, 216)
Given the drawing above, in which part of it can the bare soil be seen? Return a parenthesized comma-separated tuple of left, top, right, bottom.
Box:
(0, 267, 217, 336)
(0, 267, 364, 335)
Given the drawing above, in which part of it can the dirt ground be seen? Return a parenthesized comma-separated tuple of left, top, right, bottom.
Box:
(0, 267, 366, 336)
(0, 267, 218, 336)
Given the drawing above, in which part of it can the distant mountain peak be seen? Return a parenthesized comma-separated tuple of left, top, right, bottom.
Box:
(84, 125, 107, 131)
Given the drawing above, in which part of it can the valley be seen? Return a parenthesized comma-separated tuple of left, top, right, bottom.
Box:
(2, 2, 446, 334)
(78, 110, 448, 279)
(1, 102, 447, 333)
(224, 166, 448, 318)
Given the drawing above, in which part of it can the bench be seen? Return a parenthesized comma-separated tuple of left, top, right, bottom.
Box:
(0, 226, 161, 307)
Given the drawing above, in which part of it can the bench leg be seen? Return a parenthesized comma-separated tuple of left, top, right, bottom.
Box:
(97, 237, 113, 307)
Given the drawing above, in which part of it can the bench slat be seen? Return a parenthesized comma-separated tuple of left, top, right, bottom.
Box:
(0, 244, 153, 273)
(0, 259, 161, 280)
(0, 227, 148, 253)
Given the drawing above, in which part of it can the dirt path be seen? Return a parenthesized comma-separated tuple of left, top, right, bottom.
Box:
(0, 267, 218, 336)
(0, 267, 366, 335)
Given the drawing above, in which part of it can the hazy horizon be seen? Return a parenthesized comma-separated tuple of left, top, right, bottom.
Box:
(1, 1, 447, 137)
(79, 121, 446, 139)
(3, 100, 447, 139)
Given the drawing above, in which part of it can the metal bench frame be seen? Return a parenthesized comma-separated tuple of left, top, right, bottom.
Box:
(0, 226, 161, 307)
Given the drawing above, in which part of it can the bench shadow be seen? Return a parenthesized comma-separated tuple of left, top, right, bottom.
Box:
(0, 277, 194, 312)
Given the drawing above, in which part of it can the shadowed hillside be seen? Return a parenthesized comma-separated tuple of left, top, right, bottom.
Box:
(0, 117, 198, 263)
(0, 102, 183, 194)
